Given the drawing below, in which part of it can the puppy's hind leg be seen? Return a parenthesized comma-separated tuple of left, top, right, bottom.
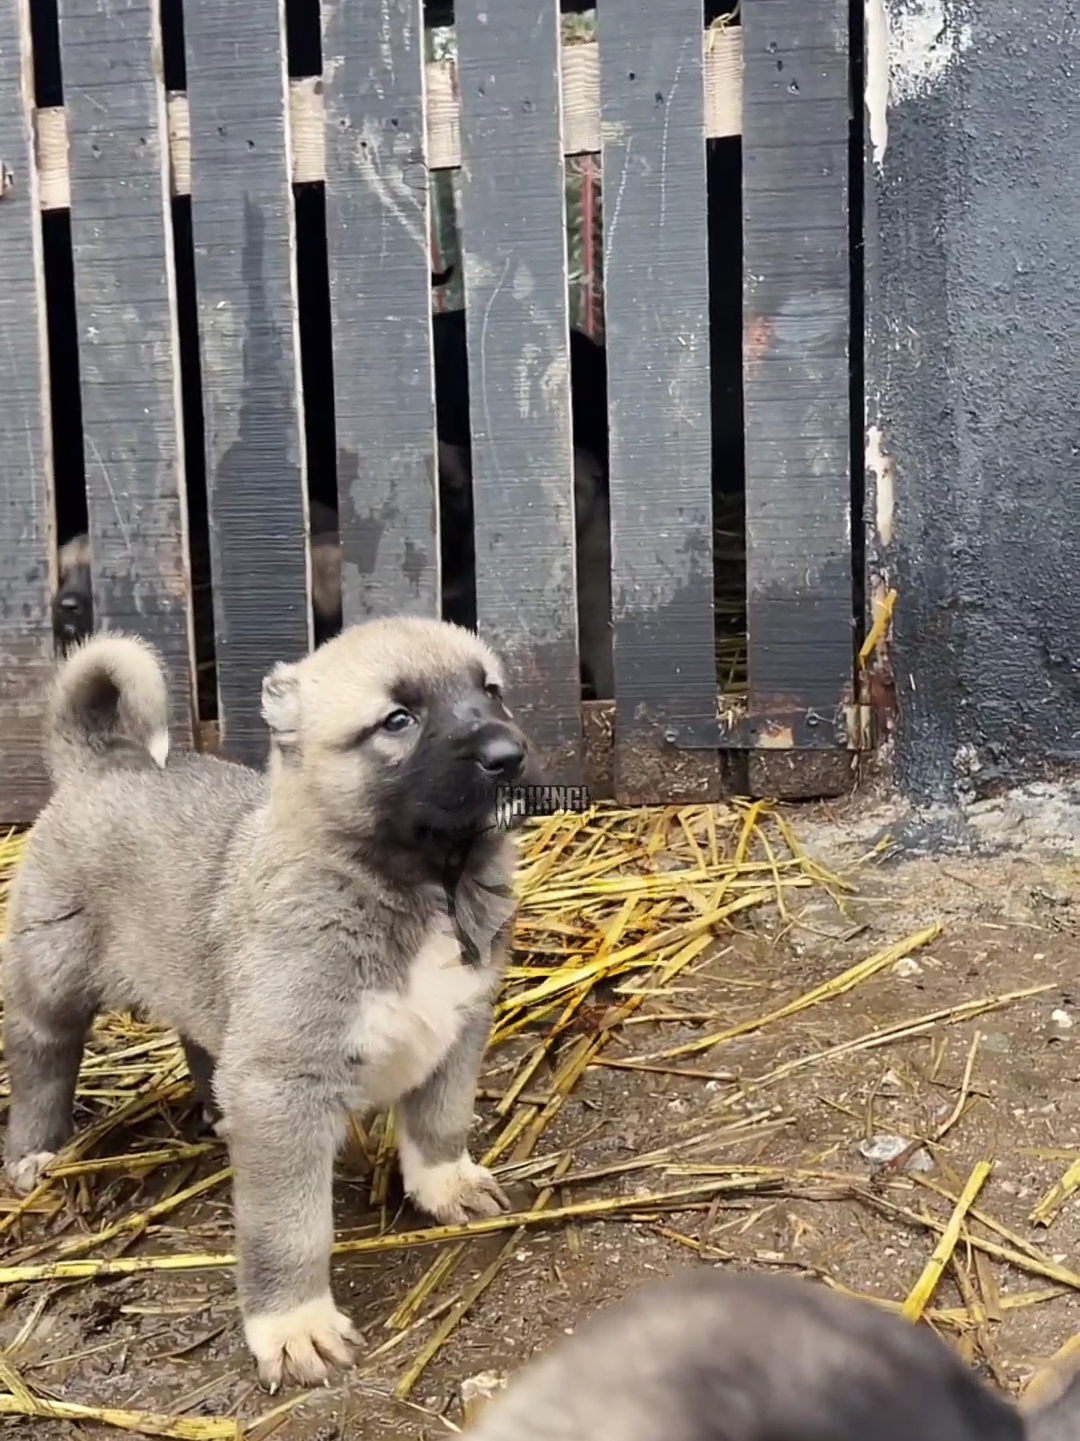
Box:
(214, 1061, 361, 1392)
(3, 921, 95, 1195)
(395, 1004, 510, 1226)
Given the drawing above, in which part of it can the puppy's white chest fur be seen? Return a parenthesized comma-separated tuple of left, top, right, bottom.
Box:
(346, 924, 491, 1108)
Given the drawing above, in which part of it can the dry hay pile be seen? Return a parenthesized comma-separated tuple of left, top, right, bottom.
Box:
(0, 807, 1076, 1437)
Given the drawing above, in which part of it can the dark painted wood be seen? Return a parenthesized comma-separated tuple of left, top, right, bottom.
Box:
(322, 0, 438, 622)
(57, 0, 194, 747)
(599, 0, 719, 803)
(184, 0, 309, 767)
(455, 0, 581, 784)
(740, 0, 854, 750)
(0, 0, 54, 822)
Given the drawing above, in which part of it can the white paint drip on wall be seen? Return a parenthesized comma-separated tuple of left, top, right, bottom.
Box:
(866, 424, 895, 548)
(865, 0, 974, 167)
(865, 0, 890, 167)
(888, 1, 973, 105)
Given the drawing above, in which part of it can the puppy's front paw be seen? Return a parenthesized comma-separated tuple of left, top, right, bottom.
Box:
(5, 1150, 56, 1196)
(403, 1151, 511, 1226)
(243, 1293, 361, 1392)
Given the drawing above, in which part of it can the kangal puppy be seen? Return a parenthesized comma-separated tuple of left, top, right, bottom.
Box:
(3, 618, 543, 1391)
(466, 1269, 1027, 1441)
(52, 533, 94, 655)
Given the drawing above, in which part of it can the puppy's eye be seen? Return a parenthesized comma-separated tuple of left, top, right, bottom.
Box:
(485, 682, 503, 700)
(382, 709, 415, 733)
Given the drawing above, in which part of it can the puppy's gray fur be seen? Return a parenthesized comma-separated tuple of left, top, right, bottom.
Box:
(1022, 1364, 1080, 1441)
(465, 1269, 1027, 1441)
(3, 618, 541, 1391)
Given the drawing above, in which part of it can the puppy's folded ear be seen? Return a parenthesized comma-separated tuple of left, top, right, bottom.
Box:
(261, 663, 302, 751)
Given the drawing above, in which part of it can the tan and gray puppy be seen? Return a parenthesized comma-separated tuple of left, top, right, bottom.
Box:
(3, 618, 543, 1391)
(465, 1269, 1033, 1441)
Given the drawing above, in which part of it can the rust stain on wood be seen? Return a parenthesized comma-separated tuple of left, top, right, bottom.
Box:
(744, 313, 772, 372)
(754, 722, 795, 750)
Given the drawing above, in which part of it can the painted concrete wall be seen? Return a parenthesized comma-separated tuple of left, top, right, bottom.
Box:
(864, 0, 1080, 801)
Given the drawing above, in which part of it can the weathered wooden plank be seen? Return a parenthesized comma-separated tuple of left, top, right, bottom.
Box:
(599, 0, 719, 803)
(57, 0, 194, 747)
(0, 0, 55, 823)
(184, 0, 309, 767)
(322, 0, 438, 622)
(740, 0, 853, 750)
(35, 38, 747, 209)
(455, 0, 581, 781)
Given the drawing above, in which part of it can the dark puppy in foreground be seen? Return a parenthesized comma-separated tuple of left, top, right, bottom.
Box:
(467, 1268, 1080, 1441)
(3, 618, 543, 1390)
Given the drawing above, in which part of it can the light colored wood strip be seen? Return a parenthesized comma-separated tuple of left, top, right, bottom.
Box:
(166, 91, 189, 196)
(35, 104, 69, 209)
(561, 42, 600, 155)
(289, 75, 324, 185)
(704, 28, 742, 138)
(35, 30, 743, 209)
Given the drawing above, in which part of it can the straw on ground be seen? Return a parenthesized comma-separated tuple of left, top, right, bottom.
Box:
(0, 805, 1065, 1435)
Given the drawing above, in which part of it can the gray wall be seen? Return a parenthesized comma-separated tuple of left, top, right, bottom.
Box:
(864, 0, 1080, 802)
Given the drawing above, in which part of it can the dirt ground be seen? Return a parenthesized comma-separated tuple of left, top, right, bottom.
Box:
(5, 791, 1080, 1438)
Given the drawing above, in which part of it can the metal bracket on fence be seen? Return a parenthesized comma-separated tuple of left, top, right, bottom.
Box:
(661, 704, 849, 752)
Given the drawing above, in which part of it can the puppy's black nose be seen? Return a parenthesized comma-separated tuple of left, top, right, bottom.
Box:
(476, 733, 526, 780)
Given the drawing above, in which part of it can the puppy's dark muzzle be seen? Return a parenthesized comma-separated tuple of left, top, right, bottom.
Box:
(52, 592, 92, 648)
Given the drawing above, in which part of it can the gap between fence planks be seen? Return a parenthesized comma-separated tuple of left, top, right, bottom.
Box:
(29, 31, 742, 210)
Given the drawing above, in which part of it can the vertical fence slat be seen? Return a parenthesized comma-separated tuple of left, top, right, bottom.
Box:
(184, 0, 309, 767)
(599, 0, 719, 804)
(0, 0, 53, 822)
(57, 0, 194, 747)
(455, 0, 581, 782)
(741, 0, 853, 750)
(323, 0, 438, 621)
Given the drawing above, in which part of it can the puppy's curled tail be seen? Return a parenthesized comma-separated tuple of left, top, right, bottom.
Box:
(46, 633, 171, 784)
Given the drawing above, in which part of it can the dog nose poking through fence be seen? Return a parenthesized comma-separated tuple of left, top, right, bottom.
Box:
(51, 534, 94, 654)
(464, 1269, 1034, 1441)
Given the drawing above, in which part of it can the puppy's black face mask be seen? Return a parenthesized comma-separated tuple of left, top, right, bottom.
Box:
(369, 674, 545, 875)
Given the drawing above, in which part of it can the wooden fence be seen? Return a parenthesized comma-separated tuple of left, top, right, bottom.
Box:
(0, 0, 862, 821)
